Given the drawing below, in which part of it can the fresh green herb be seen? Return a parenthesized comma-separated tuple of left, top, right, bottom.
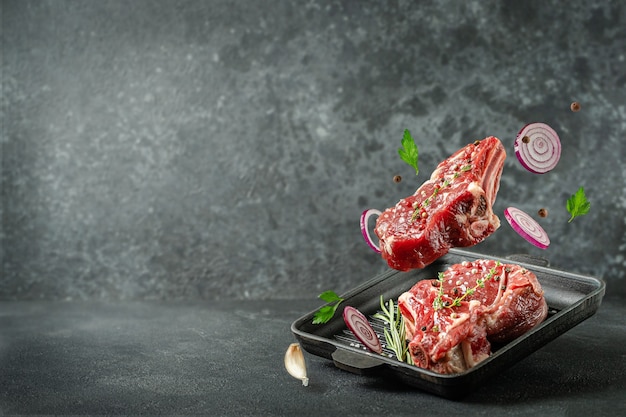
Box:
(398, 129, 419, 175)
(312, 290, 345, 324)
(431, 272, 446, 310)
(452, 164, 472, 179)
(410, 162, 472, 222)
(566, 186, 590, 223)
(432, 262, 501, 310)
(372, 296, 413, 365)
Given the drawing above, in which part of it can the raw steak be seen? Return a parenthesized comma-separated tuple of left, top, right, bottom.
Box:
(398, 259, 548, 374)
(375, 136, 506, 271)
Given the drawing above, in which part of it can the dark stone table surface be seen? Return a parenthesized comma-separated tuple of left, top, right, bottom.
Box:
(1, 299, 624, 416)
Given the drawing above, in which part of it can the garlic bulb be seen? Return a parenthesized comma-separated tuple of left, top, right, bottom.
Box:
(284, 343, 309, 386)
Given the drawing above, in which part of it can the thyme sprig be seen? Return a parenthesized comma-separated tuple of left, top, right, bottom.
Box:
(432, 261, 502, 310)
(432, 272, 447, 310)
(410, 163, 472, 222)
(372, 296, 413, 365)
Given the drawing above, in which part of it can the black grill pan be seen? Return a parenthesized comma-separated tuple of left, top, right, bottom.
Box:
(290, 249, 605, 399)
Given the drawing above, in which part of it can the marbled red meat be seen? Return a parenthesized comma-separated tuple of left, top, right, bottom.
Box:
(375, 137, 506, 271)
(398, 259, 548, 374)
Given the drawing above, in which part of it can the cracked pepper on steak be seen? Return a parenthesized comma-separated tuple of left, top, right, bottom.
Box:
(375, 136, 506, 271)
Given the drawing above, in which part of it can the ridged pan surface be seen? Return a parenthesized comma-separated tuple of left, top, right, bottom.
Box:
(291, 249, 605, 399)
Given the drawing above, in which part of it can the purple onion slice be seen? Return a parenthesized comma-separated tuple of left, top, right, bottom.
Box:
(504, 207, 550, 250)
(342, 306, 383, 354)
(514, 123, 561, 174)
(360, 209, 382, 253)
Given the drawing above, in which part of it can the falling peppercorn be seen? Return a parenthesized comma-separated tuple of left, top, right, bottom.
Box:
(393, 175, 402, 183)
(538, 208, 548, 218)
(522, 136, 530, 144)
(570, 101, 581, 112)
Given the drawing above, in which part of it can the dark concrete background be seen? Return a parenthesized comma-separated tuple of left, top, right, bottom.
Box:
(2, 0, 625, 301)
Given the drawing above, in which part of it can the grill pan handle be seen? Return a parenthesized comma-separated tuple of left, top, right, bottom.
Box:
(505, 253, 550, 267)
(331, 348, 386, 375)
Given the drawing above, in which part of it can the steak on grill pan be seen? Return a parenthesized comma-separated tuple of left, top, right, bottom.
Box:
(398, 259, 548, 374)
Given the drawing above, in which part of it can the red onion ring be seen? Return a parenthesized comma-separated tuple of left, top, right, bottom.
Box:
(514, 123, 561, 174)
(504, 207, 550, 250)
(360, 209, 382, 253)
(343, 306, 383, 354)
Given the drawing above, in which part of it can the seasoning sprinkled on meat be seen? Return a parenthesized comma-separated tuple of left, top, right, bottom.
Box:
(375, 137, 506, 271)
(398, 260, 547, 374)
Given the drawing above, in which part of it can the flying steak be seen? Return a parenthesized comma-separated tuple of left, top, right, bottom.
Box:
(398, 259, 548, 374)
(375, 136, 506, 271)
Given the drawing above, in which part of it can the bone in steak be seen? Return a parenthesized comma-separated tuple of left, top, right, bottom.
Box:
(398, 259, 548, 374)
(375, 137, 506, 271)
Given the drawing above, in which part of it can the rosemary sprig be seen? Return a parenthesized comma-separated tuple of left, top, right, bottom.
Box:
(372, 296, 413, 365)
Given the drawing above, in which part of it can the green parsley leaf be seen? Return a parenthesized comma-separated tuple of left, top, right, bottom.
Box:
(312, 291, 344, 324)
(318, 290, 342, 303)
(566, 186, 590, 223)
(398, 129, 419, 175)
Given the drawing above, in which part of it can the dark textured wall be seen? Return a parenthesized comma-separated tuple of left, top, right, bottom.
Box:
(2, 0, 625, 301)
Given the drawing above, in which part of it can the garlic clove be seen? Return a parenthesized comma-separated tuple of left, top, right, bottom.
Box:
(284, 343, 309, 386)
